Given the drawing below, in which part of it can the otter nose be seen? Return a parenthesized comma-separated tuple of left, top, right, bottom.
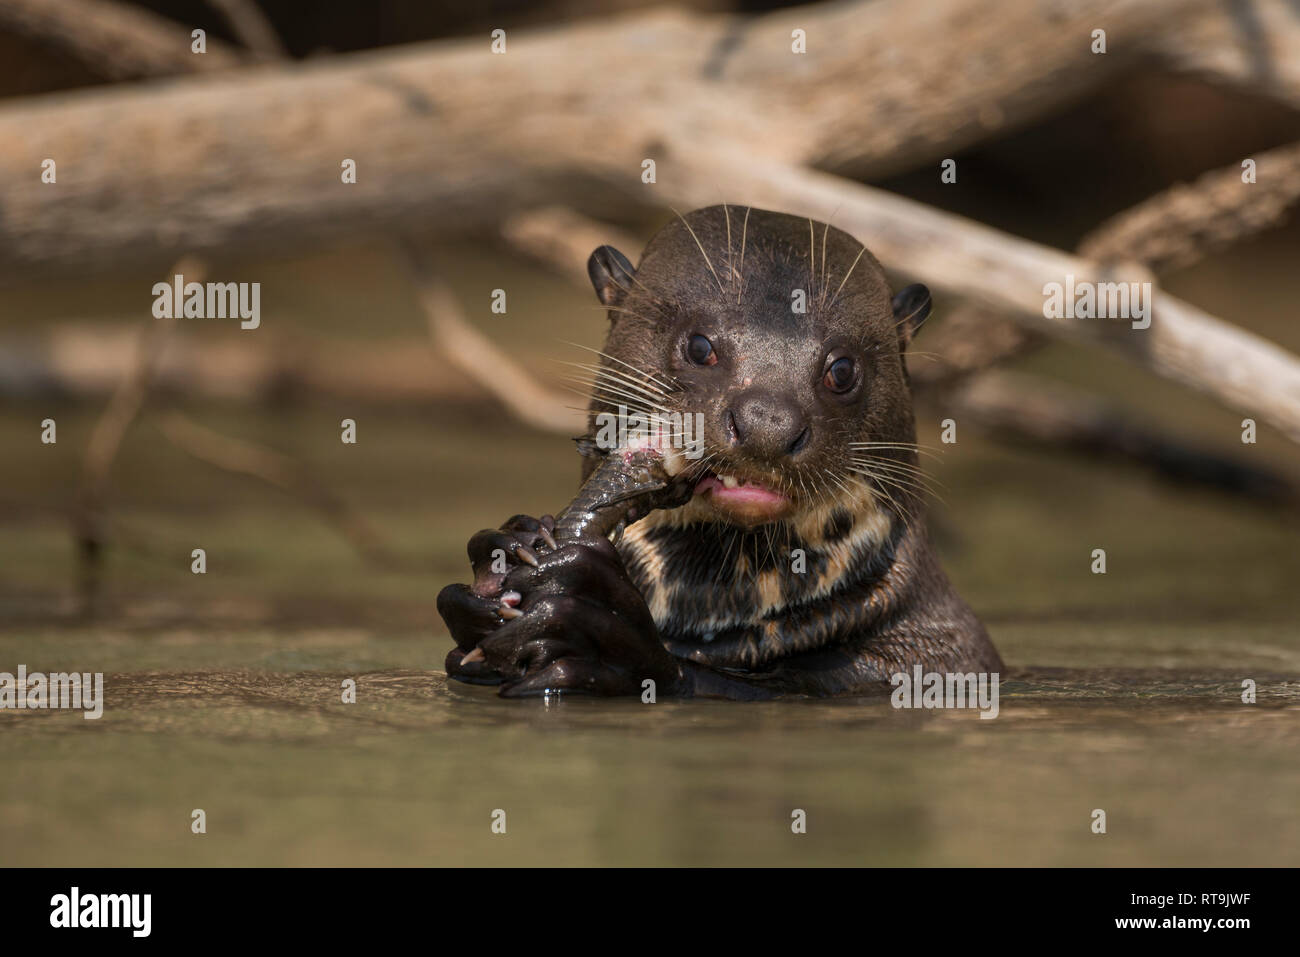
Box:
(728, 390, 811, 458)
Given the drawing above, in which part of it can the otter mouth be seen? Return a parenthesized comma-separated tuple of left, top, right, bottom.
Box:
(693, 470, 792, 526)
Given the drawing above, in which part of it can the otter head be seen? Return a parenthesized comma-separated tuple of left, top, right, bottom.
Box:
(585, 205, 930, 530)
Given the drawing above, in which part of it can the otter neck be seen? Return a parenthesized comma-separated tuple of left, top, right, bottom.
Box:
(616, 493, 915, 670)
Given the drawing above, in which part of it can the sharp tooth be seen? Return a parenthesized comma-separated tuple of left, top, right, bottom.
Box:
(721, 475, 738, 489)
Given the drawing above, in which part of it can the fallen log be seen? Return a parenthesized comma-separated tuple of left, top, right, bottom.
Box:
(0, 0, 1196, 278)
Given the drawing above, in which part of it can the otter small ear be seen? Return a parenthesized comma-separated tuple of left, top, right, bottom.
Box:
(587, 245, 636, 308)
(892, 283, 931, 346)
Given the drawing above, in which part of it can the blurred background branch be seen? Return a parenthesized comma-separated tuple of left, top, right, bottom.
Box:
(0, 0, 241, 77)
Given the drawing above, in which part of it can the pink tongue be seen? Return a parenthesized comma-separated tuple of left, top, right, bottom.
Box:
(694, 476, 786, 505)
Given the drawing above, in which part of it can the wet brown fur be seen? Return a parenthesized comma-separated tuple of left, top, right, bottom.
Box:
(584, 206, 1002, 694)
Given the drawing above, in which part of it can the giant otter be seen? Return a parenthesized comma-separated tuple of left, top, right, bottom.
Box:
(437, 205, 1003, 698)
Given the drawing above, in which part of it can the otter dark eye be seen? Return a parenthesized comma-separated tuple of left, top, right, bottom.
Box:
(823, 356, 856, 392)
(687, 334, 717, 366)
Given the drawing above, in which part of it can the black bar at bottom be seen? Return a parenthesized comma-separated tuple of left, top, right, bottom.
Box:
(0, 867, 1285, 942)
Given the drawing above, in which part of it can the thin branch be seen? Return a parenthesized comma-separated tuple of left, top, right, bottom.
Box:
(396, 239, 585, 436)
(74, 256, 204, 614)
(203, 0, 286, 60)
(1079, 139, 1300, 272)
(1152, 0, 1300, 111)
(500, 207, 641, 289)
(153, 412, 400, 566)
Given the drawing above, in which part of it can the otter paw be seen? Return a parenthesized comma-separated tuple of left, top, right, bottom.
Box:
(465, 514, 558, 599)
(455, 540, 682, 697)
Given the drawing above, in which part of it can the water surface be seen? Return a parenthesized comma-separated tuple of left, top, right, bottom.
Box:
(3, 645, 1296, 866)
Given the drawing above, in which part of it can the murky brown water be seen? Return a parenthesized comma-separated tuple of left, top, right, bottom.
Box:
(2, 654, 1298, 866)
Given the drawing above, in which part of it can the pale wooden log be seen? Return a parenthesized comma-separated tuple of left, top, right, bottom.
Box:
(0, 0, 1194, 278)
(5, 0, 1300, 278)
